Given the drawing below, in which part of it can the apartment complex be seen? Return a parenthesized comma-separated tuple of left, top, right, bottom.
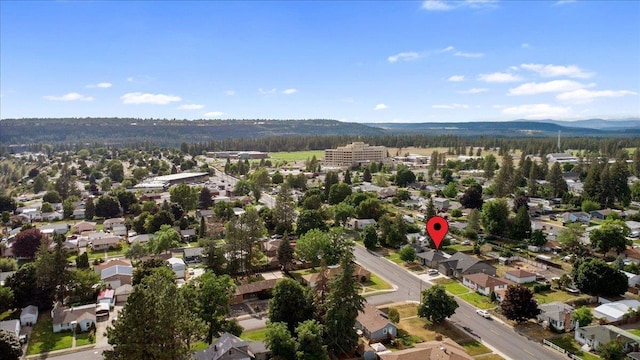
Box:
(323, 142, 388, 167)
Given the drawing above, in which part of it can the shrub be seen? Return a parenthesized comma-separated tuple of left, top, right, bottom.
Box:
(388, 308, 400, 323)
(532, 284, 551, 293)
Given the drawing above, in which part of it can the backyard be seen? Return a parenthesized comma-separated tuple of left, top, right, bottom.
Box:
(27, 313, 74, 355)
(549, 335, 601, 360)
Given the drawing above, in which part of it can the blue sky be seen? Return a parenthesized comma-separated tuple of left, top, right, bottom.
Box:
(1, 0, 639, 123)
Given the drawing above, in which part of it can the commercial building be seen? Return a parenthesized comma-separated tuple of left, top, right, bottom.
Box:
(134, 172, 209, 191)
(323, 142, 388, 167)
(206, 151, 269, 159)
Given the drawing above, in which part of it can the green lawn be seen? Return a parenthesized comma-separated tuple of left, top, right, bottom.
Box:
(549, 335, 600, 360)
(75, 332, 94, 347)
(629, 329, 640, 336)
(443, 244, 474, 253)
(459, 292, 496, 309)
(27, 313, 74, 355)
(361, 273, 392, 291)
(269, 150, 325, 161)
(241, 328, 268, 341)
(534, 290, 582, 304)
(385, 252, 403, 264)
(0, 309, 20, 321)
(192, 341, 210, 351)
(87, 243, 129, 260)
(459, 340, 492, 356)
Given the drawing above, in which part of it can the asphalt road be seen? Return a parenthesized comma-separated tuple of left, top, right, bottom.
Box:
(352, 245, 565, 360)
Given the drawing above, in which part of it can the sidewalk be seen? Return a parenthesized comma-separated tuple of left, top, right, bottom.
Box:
(25, 344, 97, 360)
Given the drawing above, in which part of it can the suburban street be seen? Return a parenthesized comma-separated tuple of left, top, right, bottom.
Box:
(352, 245, 565, 360)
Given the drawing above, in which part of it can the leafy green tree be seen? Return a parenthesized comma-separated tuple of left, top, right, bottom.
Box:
(529, 229, 547, 247)
(328, 183, 352, 205)
(67, 269, 100, 304)
(149, 224, 181, 254)
(0, 329, 22, 360)
(100, 177, 112, 192)
(598, 339, 625, 360)
(271, 171, 284, 184)
(108, 160, 125, 183)
(500, 285, 540, 323)
(0, 258, 17, 272)
(387, 308, 400, 324)
(225, 208, 265, 275)
(104, 267, 206, 360)
(35, 234, 70, 303)
(324, 171, 339, 198)
(125, 241, 148, 264)
(443, 182, 457, 198)
(572, 258, 628, 296)
(296, 210, 327, 236)
(460, 186, 483, 209)
(589, 220, 630, 254)
(572, 306, 594, 327)
(510, 206, 531, 241)
(362, 225, 379, 250)
(5, 263, 54, 310)
(84, 198, 95, 220)
(233, 180, 252, 196)
(323, 253, 364, 356)
(145, 210, 174, 234)
(332, 202, 355, 226)
(295, 229, 331, 268)
(0, 288, 14, 314)
(40, 202, 54, 213)
(111, 188, 138, 214)
(395, 167, 416, 187)
(481, 198, 510, 237)
(296, 319, 329, 360)
(265, 322, 297, 360)
(269, 278, 315, 333)
(581, 199, 600, 213)
(355, 197, 384, 221)
(213, 201, 234, 221)
(417, 285, 459, 323)
(43, 190, 62, 204)
(33, 174, 47, 193)
(201, 239, 227, 275)
(170, 184, 198, 211)
(195, 272, 236, 343)
(399, 246, 416, 263)
(95, 195, 121, 218)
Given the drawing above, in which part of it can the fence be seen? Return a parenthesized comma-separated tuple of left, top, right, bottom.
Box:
(542, 339, 582, 360)
(513, 256, 548, 270)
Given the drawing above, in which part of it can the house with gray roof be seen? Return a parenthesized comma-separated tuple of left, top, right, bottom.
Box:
(437, 252, 496, 280)
(192, 332, 269, 360)
(101, 265, 133, 288)
(416, 250, 447, 268)
(51, 303, 96, 333)
(538, 301, 575, 332)
(574, 325, 640, 353)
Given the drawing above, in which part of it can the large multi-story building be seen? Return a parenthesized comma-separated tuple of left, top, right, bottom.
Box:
(323, 142, 388, 167)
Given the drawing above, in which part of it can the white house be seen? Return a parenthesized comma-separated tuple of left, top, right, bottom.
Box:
(538, 302, 575, 332)
(433, 197, 450, 211)
(593, 299, 640, 322)
(51, 303, 96, 333)
(168, 257, 186, 279)
(575, 325, 640, 353)
(623, 271, 640, 288)
(20, 305, 39, 326)
(0, 319, 20, 337)
(346, 218, 377, 230)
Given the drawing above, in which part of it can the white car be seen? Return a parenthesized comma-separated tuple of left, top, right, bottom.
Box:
(476, 309, 491, 319)
(427, 269, 439, 276)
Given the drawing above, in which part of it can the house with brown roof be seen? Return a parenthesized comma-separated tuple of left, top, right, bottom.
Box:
(90, 235, 121, 251)
(103, 217, 125, 230)
(462, 273, 508, 296)
(355, 302, 397, 343)
(73, 221, 97, 234)
(51, 303, 96, 333)
(378, 338, 473, 360)
(231, 279, 280, 305)
(301, 264, 371, 288)
(505, 269, 536, 284)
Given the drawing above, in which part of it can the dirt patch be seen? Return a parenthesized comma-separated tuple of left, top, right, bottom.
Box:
(514, 321, 558, 342)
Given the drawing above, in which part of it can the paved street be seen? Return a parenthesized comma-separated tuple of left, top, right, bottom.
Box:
(352, 245, 565, 360)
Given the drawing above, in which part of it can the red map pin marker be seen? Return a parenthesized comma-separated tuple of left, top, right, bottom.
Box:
(426, 216, 449, 250)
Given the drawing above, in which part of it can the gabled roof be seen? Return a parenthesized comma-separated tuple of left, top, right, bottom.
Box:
(100, 265, 133, 280)
(192, 332, 251, 360)
(357, 302, 395, 333)
(416, 250, 446, 262)
(378, 338, 472, 360)
(21, 305, 38, 317)
(52, 304, 96, 326)
(168, 257, 186, 266)
(538, 301, 574, 322)
(235, 279, 279, 296)
(94, 259, 132, 274)
(463, 273, 508, 289)
(577, 325, 640, 346)
(441, 252, 489, 273)
(506, 269, 536, 278)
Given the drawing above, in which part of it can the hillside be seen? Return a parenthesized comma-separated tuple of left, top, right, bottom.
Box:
(0, 118, 384, 146)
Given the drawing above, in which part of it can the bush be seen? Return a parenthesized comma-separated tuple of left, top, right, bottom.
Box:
(450, 208, 463, 218)
(532, 284, 551, 293)
(388, 308, 400, 323)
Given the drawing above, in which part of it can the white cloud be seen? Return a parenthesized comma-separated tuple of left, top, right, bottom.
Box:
(44, 92, 94, 102)
(432, 103, 469, 109)
(502, 103, 571, 119)
(127, 77, 134, 82)
(204, 111, 224, 118)
(258, 88, 277, 95)
(508, 80, 589, 95)
(440, 46, 455, 53)
(224, 90, 236, 96)
(520, 63, 594, 78)
(478, 72, 523, 83)
(422, 0, 453, 11)
(521, 43, 530, 48)
(86, 82, 112, 88)
(388, 52, 421, 63)
(448, 75, 465, 82)
(373, 103, 388, 111)
(121, 92, 181, 105)
(178, 104, 205, 110)
(557, 89, 638, 103)
(282, 88, 298, 95)
(454, 51, 484, 58)
(459, 88, 489, 94)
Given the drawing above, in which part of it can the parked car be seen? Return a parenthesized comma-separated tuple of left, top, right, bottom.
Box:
(476, 309, 491, 319)
(428, 269, 439, 276)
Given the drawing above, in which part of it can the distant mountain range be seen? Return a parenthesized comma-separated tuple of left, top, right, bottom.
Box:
(0, 117, 638, 146)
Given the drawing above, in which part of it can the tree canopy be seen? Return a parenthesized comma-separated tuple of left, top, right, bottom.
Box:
(500, 285, 540, 323)
(417, 285, 459, 323)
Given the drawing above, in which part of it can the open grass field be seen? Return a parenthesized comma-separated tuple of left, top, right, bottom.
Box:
(269, 150, 325, 162)
(391, 304, 418, 319)
(432, 278, 470, 295)
(534, 290, 583, 305)
(27, 313, 74, 355)
(241, 328, 268, 341)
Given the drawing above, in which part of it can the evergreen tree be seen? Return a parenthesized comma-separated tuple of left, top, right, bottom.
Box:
(343, 170, 352, 185)
(511, 206, 532, 241)
(547, 162, 567, 198)
(324, 171, 339, 198)
(483, 154, 497, 179)
(296, 320, 329, 360)
(277, 236, 294, 271)
(494, 154, 514, 197)
(426, 197, 436, 219)
(265, 322, 296, 360)
(269, 278, 315, 333)
(610, 160, 631, 206)
(273, 184, 296, 235)
(84, 198, 95, 220)
(323, 253, 364, 356)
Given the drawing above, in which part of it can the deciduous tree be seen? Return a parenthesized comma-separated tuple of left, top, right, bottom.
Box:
(13, 228, 45, 259)
(0, 329, 22, 360)
(296, 319, 329, 360)
(481, 198, 510, 237)
(572, 258, 628, 297)
(269, 278, 315, 333)
(572, 306, 594, 327)
(589, 220, 630, 254)
(500, 285, 540, 323)
(417, 285, 458, 323)
(265, 322, 296, 360)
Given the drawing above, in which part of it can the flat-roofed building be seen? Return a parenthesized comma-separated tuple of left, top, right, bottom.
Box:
(323, 142, 388, 167)
(134, 172, 209, 191)
(206, 151, 269, 159)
